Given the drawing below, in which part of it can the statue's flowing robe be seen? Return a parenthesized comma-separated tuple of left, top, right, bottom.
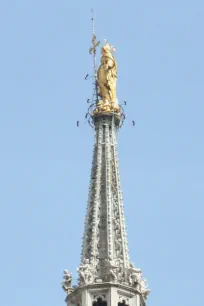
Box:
(97, 54, 117, 104)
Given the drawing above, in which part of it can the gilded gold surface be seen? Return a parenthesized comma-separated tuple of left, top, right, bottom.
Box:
(94, 42, 120, 114)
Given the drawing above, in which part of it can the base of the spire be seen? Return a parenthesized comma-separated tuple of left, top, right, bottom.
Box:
(65, 282, 147, 306)
(92, 111, 120, 127)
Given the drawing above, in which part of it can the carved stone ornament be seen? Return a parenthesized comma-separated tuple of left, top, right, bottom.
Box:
(128, 262, 141, 286)
(140, 278, 151, 299)
(61, 270, 73, 295)
(77, 258, 95, 285)
(128, 263, 150, 299)
(104, 258, 120, 282)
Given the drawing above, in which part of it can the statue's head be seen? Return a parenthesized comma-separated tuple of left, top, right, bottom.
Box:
(101, 42, 116, 57)
(64, 269, 72, 276)
(102, 42, 111, 52)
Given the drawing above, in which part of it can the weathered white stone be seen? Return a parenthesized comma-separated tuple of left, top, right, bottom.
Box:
(63, 113, 150, 306)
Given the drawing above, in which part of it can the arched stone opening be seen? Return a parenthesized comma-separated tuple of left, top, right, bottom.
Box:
(93, 297, 107, 306)
(118, 300, 129, 306)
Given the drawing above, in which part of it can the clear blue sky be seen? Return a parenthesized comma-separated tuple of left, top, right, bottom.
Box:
(0, 1, 203, 306)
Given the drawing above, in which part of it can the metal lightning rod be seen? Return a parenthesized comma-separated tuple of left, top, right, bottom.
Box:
(89, 9, 100, 104)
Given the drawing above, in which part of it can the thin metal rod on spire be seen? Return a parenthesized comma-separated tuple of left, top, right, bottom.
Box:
(91, 9, 97, 78)
(89, 9, 100, 104)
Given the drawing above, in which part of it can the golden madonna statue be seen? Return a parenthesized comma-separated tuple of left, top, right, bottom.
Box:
(95, 42, 120, 113)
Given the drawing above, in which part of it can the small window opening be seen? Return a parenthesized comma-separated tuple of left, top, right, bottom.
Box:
(118, 300, 129, 306)
(93, 297, 107, 306)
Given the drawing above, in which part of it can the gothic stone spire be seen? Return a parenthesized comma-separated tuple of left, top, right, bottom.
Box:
(62, 41, 150, 306)
(80, 113, 130, 283)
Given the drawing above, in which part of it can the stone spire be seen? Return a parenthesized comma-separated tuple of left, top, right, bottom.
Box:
(62, 25, 150, 306)
(80, 112, 130, 283)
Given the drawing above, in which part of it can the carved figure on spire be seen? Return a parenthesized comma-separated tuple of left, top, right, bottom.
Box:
(96, 42, 120, 113)
(77, 258, 94, 285)
(104, 258, 118, 282)
(61, 270, 73, 295)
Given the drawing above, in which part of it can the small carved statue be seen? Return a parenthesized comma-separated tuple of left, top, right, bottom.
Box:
(115, 238, 122, 256)
(128, 263, 150, 299)
(61, 270, 72, 294)
(77, 258, 94, 285)
(104, 258, 118, 282)
(128, 263, 142, 285)
(113, 218, 121, 237)
(140, 278, 151, 299)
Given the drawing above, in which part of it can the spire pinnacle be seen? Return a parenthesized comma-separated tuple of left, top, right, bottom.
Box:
(89, 9, 100, 79)
(62, 13, 151, 306)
